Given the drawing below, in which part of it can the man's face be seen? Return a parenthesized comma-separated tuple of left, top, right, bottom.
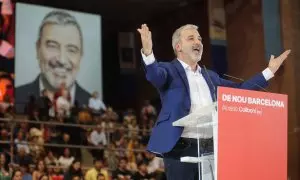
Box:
(94, 161, 103, 170)
(119, 159, 127, 169)
(177, 28, 203, 63)
(139, 163, 147, 173)
(63, 133, 70, 142)
(37, 24, 82, 90)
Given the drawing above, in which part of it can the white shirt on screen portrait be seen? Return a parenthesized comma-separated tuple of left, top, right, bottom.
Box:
(142, 52, 274, 138)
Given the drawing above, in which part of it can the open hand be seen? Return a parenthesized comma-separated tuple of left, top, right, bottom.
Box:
(137, 24, 153, 56)
(268, 50, 291, 74)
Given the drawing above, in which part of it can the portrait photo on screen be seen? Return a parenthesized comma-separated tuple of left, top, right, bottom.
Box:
(14, 3, 102, 113)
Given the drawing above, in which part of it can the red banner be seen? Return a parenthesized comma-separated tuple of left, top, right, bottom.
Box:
(217, 87, 287, 180)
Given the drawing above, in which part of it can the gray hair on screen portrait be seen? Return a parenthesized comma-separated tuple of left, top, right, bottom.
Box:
(37, 10, 83, 53)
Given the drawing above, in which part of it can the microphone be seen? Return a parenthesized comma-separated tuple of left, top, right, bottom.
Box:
(223, 73, 268, 92)
(203, 65, 217, 102)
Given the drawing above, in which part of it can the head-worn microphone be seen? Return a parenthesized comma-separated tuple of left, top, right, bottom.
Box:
(223, 74, 268, 92)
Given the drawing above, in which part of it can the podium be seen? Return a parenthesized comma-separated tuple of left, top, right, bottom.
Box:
(172, 87, 287, 180)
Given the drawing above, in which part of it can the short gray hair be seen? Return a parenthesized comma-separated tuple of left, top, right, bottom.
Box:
(37, 10, 83, 52)
(172, 24, 198, 55)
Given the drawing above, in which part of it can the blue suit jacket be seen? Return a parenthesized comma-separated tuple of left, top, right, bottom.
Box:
(144, 59, 268, 154)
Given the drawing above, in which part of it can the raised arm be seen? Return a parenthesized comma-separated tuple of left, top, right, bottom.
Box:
(137, 24, 168, 89)
(217, 50, 291, 90)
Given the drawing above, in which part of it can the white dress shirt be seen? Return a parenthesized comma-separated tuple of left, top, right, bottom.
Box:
(142, 52, 274, 138)
(88, 97, 106, 111)
(58, 156, 75, 169)
(14, 139, 30, 154)
(177, 60, 214, 138)
(90, 130, 107, 146)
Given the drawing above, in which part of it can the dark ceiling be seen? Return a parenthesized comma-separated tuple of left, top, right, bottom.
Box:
(17, 0, 202, 25)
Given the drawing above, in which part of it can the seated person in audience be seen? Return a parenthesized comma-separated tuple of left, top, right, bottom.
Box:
(0, 129, 10, 153)
(64, 159, 83, 180)
(141, 100, 156, 116)
(28, 128, 45, 162)
(90, 124, 107, 160)
(123, 109, 136, 125)
(20, 163, 33, 180)
(13, 121, 29, 142)
(13, 147, 33, 166)
(104, 143, 118, 172)
(90, 124, 107, 147)
(44, 150, 58, 166)
(127, 119, 139, 138)
(78, 105, 93, 125)
(50, 163, 64, 180)
(85, 158, 109, 180)
(14, 131, 30, 154)
(88, 91, 106, 115)
(97, 173, 106, 180)
(140, 100, 157, 126)
(133, 161, 155, 180)
(106, 106, 118, 121)
(11, 169, 23, 180)
(56, 89, 71, 120)
(146, 152, 165, 179)
(0, 152, 10, 180)
(112, 157, 132, 180)
(126, 138, 139, 172)
(32, 159, 47, 180)
(58, 148, 74, 169)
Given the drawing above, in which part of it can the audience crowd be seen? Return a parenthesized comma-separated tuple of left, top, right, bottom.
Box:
(0, 84, 165, 180)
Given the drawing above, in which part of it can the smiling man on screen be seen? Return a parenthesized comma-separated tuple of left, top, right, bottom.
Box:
(15, 10, 91, 112)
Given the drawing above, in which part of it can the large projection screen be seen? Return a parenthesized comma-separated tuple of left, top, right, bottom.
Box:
(15, 3, 102, 112)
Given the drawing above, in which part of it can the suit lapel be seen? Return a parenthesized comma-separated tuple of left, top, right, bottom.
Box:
(172, 60, 190, 96)
(172, 59, 217, 102)
(201, 68, 217, 102)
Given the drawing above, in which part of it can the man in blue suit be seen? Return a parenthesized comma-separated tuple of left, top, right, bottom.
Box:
(137, 24, 291, 180)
